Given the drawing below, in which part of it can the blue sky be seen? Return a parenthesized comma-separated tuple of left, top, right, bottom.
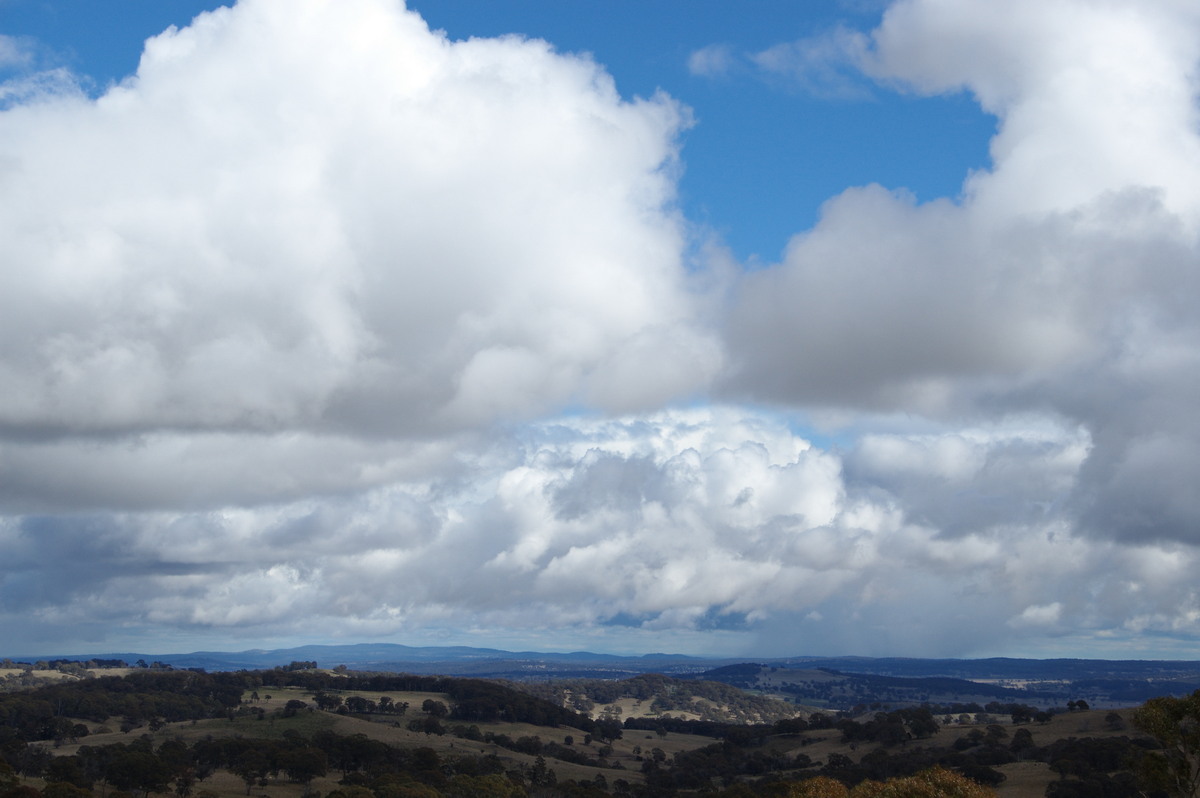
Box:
(2, 0, 996, 259)
(1, 0, 1199, 661)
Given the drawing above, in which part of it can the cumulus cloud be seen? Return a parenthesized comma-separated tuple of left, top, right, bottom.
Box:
(865, 0, 1200, 221)
(3, 407, 1196, 657)
(3, 0, 1200, 659)
(0, 0, 718, 449)
(726, 0, 1200, 551)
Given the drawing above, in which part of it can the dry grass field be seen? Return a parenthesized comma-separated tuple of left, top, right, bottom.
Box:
(753, 706, 1142, 798)
(32, 680, 1152, 798)
(0, 669, 81, 682)
(53, 686, 670, 792)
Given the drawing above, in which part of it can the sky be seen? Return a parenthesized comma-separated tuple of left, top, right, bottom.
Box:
(0, 0, 1198, 662)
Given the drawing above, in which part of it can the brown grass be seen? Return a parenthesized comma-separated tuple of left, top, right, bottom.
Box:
(43, 685, 1146, 798)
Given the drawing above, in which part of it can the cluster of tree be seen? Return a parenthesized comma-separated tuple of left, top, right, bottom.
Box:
(0, 730, 624, 798)
(255, 670, 593, 731)
(464, 732, 610, 769)
(823, 722, 1162, 794)
(0, 672, 249, 743)
(1131, 690, 1200, 798)
(620, 712, 835, 746)
(640, 738, 814, 792)
(521, 674, 800, 724)
(1, 661, 126, 674)
(622, 696, 1200, 797)
(636, 738, 1003, 798)
(0, 662, 140, 697)
(0, 732, 327, 797)
(5, 665, 1200, 797)
(695, 665, 1061, 711)
(836, 708, 940, 746)
(921, 700, 1055, 724)
(733, 767, 996, 798)
(281, 662, 319, 672)
(311, 693, 410, 716)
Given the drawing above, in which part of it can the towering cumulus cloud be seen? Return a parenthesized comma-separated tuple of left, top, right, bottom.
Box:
(729, 0, 1200, 544)
(2, 0, 1199, 658)
(0, 0, 715, 444)
(0, 0, 718, 650)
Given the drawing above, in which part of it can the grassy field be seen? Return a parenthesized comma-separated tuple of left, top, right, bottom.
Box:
(54, 687, 661, 792)
(38, 682, 1149, 798)
(752, 706, 1141, 798)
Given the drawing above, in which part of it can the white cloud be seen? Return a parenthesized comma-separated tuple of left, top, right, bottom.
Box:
(687, 43, 736, 77)
(865, 0, 1200, 222)
(726, 0, 1200, 551)
(1009, 602, 1063, 629)
(0, 0, 719, 447)
(689, 27, 874, 98)
(7, 406, 1197, 657)
(750, 26, 873, 98)
(0, 35, 32, 69)
(3, 0, 1200, 659)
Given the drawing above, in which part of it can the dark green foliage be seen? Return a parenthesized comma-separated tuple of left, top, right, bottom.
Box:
(1045, 772, 1144, 798)
(523, 673, 799, 724)
(0, 671, 246, 742)
(260, 669, 590, 730)
(1133, 689, 1200, 797)
(2, 665, 1197, 798)
(837, 708, 940, 745)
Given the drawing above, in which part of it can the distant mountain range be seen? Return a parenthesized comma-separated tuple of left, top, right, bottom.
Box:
(12, 643, 719, 677)
(11, 643, 1200, 707)
(11, 643, 1200, 687)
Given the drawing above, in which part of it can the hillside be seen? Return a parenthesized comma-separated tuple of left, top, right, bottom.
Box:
(690, 661, 1200, 710)
(517, 673, 807, 725)
(0, 663, 1193, 797)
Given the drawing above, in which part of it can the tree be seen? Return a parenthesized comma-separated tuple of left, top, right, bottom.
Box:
(421, 700, 448, 718)
(230, 750, 270, 796)
(282, 699, 308, 717)
(528, 755, 555, 787)
(314, 692, 343, 711)
(107, 750, 171, 798)
(0, 762, 19, 793)
(42, 783, 92, 798)
(1133, 690, 1200, 797)
(443, 774, 523, 798)
(849, 766, 995, 797)
(281, 746, 326, 787)
(44, 756, 91, 790)
(1009, 728, 1036, 760)
(594, 718, 623, 742)
(782, 776, 849, 798)
(407, 717, 444, 736)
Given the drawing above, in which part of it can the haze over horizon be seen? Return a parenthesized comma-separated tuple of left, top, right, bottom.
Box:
(2, 0, 1199, 662)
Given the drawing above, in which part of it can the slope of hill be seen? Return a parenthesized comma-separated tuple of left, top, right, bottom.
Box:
(517, 673, 807, 725)
(690, 662, 1200, 710)
(0, 665, 1191, 797)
